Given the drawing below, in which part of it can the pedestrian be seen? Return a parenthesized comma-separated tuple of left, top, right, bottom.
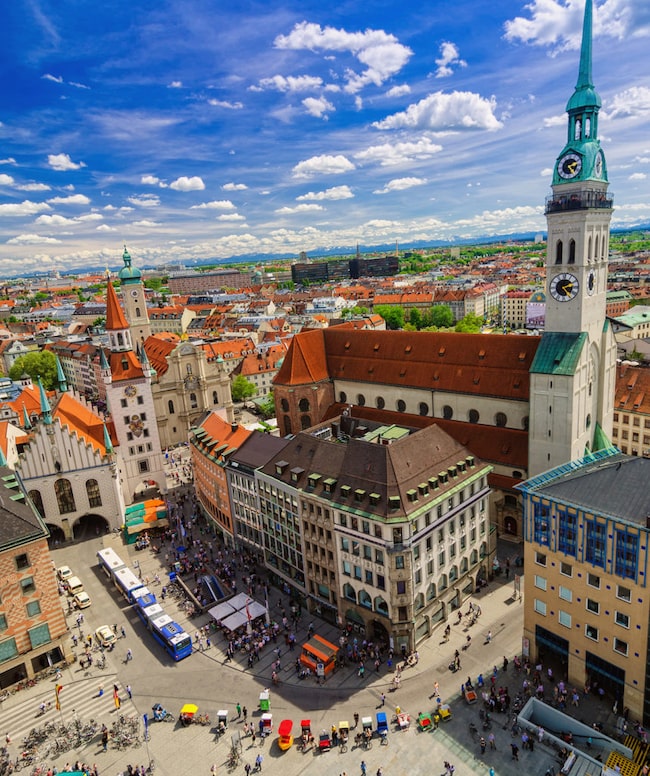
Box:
(354, 712, 359, 729)
(126, 685, 132, 700)
(486, 631, 492, 644)
(254, 754, 262, 772)
(488, 732, 496, 750)
(126, 648, 133, 662)
(101, 728, 108, 752)
(121, 626, 126, 639)
(360, 761, 367, 776)
(98, 686, 104, 698)
(376, 769, 383, 776)
(538, 726, 545, 743)
(380, 693, 385, 707)
(244, 765, 251, 776)
(480, 736, 486, 754)
(511, 743, 519, 761)
(236, 702, 242, 719)
(433, 681, 440, 697)
(251, 730, 256, 746)
(243, 706, 248, 721)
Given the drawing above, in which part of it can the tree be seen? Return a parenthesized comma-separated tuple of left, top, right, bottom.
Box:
(9, 350, 58, 389)
(231, 374, 256, 402)
(408, 308, 422, 329)
(258, 391, 276, 419)
(455, 313, 484, 333)
(374, 305, 404, 330)
(430, 305, 454, 328)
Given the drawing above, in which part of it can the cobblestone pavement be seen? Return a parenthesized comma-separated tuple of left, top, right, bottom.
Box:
(2, 531, 620, 776)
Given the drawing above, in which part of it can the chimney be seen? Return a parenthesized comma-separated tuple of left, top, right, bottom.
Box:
(231, 422, 238, 433)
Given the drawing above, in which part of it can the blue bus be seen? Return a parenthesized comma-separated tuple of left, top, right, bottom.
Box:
(150, 613, 193, 661)
(97, 547, 126, 578)
(113, 566, 145, 602)
(136, 601, 164, 627)
(132, 586, 157, 610)
(97, 548, 192, 661)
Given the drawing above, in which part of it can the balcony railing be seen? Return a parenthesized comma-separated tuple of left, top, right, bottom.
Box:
(545, 189, 614, 214)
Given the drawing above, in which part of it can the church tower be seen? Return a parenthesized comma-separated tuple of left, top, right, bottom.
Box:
(118, 246, 151, 344)
(103, 280, 166, 504)
(528, 0, 616, 477)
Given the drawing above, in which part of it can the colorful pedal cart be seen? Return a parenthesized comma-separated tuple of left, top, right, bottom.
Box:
(259, 689, 270, 712)
(261, 713, 273, 737)
(278, 719, 293, 751)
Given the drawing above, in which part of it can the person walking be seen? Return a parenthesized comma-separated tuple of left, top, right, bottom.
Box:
(380, 693, 385, 707)
(360, 761, 367, 776)
(511, 743, 519, 761)
(244, 765, 251, 776)
(125, 648, 133, 662)
(480, 736, 486, 755)
(101, 727, 108, 752)
(254, 754, 262, 772)
(486, 631, 492, 644)
(236, 702, 242, 719)
(488, 731, 496, 750)
(126, 685, 132, 700)
(243, 706, 248, 722)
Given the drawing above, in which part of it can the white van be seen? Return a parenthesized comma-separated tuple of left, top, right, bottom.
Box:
(66, 576, 84, 596)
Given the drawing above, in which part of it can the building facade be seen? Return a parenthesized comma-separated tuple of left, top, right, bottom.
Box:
(256, 414, 493, 651)
(519, 449, 650, 724)
(0, 467, 69, 687)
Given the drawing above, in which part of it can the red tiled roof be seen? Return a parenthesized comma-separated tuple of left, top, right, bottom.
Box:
(273, 328, 330, 385)
(105, 282, 129, 330)
(109, 351, 144, 382)
(53, 392, 111, 455)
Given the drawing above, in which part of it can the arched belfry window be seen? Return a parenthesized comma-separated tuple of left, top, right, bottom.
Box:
(595, 235, 600, 260)
(555, 240, 563, 265)
(568, 239, 576, 264)
(135, 307, 141, 317)
(588, 236, 592, 261)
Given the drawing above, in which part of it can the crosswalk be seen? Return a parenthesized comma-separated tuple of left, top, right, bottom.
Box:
(0, 668, 139, 759)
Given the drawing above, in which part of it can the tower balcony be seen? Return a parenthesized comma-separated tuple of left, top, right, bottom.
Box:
(545, 189, 614, 214)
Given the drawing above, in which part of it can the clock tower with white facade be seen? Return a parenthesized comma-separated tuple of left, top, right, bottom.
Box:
(528, 0, 616, 477)
(118, 246, 152, 345)
(104, 279, 166, 504)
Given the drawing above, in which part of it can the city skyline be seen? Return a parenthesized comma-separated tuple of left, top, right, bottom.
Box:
(1, 0, 649, 276)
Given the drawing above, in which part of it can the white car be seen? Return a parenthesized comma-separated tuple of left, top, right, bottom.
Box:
(95, 625, 117, 648)
(73, 591, 92, 609)
(57, 566, 73, 582)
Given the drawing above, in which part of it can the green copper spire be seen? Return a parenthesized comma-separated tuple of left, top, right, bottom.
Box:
(103, 423, 114, 455)
(0, 446, 6, 467)
(118, 244, 142, 285)
(37, 377, 52, 425)
(552, 0, 607, 186)
(22, 403, 32, 430)
(55, 356, 68, 393)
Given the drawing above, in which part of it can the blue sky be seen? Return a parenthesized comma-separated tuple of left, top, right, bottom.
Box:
(1, 0, 649, 276)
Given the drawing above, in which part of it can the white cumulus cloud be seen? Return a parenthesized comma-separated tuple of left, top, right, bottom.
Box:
(0, 200, 51, 216)
(302, 96, 335, 118)
(222, 183, 248, 191)
(292, 154, 355, 179)
(127, 195, 160, 208)
(607, 86, 650, 119)
(297, 185, 354, 201)
(47, 194, 91, 205)
(96, 224, 115, 231)
(385, 85, 411, 98)
(274, 22, 412, 95)
(17, 182, 51, 191)
(190, 200, 235, 210)
(170, 176, 205, 191)
(42, 73, 63, 83)
(374, 177, 427, 194)
(217, 213, 246, 221)
(355, 138, 442, 166)
(168, 81, 183, 88)
(48, 153, 86, 171)
(132, 220, 160, 228)
(141, 174, 167, 187)
(208, 99, 243, 109)
(629, 172, 647, 180)
(0, 175, 14, 186)
(434, 41, 467, 78)
(0, 158, 16, 165)
(374, 91, 503, 131)
(275, 203, 324, 214)
(7, 233, 61, 244)
(257, 75, 324, 92)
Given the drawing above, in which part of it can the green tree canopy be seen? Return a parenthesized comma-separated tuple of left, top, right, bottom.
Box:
(408, 307, 422, 329)
(429, 305, 454, 328)
(258, 391, 276, 419)
(231, 374, 256, 402)
(9, 350, 58, 390)
(455, 313, 484, 333)
(374, 305, 404, 330)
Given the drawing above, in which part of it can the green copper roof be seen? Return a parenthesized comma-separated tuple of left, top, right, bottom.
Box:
(591, 421, 614, 453)
(567, 0, 601, 112)
(118, 245, 142, 284)
(530, 331, 587, 375)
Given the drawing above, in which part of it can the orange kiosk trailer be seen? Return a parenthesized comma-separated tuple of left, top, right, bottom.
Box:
(299, 634, 339, 677)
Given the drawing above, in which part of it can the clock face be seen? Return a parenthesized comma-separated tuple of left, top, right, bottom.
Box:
(558, 152, 582, 179)
(550, 272, 579, 302)
(587, 270, 596, 296)
(124, 385, 137, 398)
(594, 151, 603, 179)
(130, 289, 139, 298)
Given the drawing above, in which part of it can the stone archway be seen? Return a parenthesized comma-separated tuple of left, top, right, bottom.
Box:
(371, 619, 390, 646)
(72, 513, 110, 541)
(46, 524, 66, 548)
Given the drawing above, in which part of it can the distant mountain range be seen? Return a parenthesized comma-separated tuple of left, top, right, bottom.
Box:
(20, 223, 650, 279)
